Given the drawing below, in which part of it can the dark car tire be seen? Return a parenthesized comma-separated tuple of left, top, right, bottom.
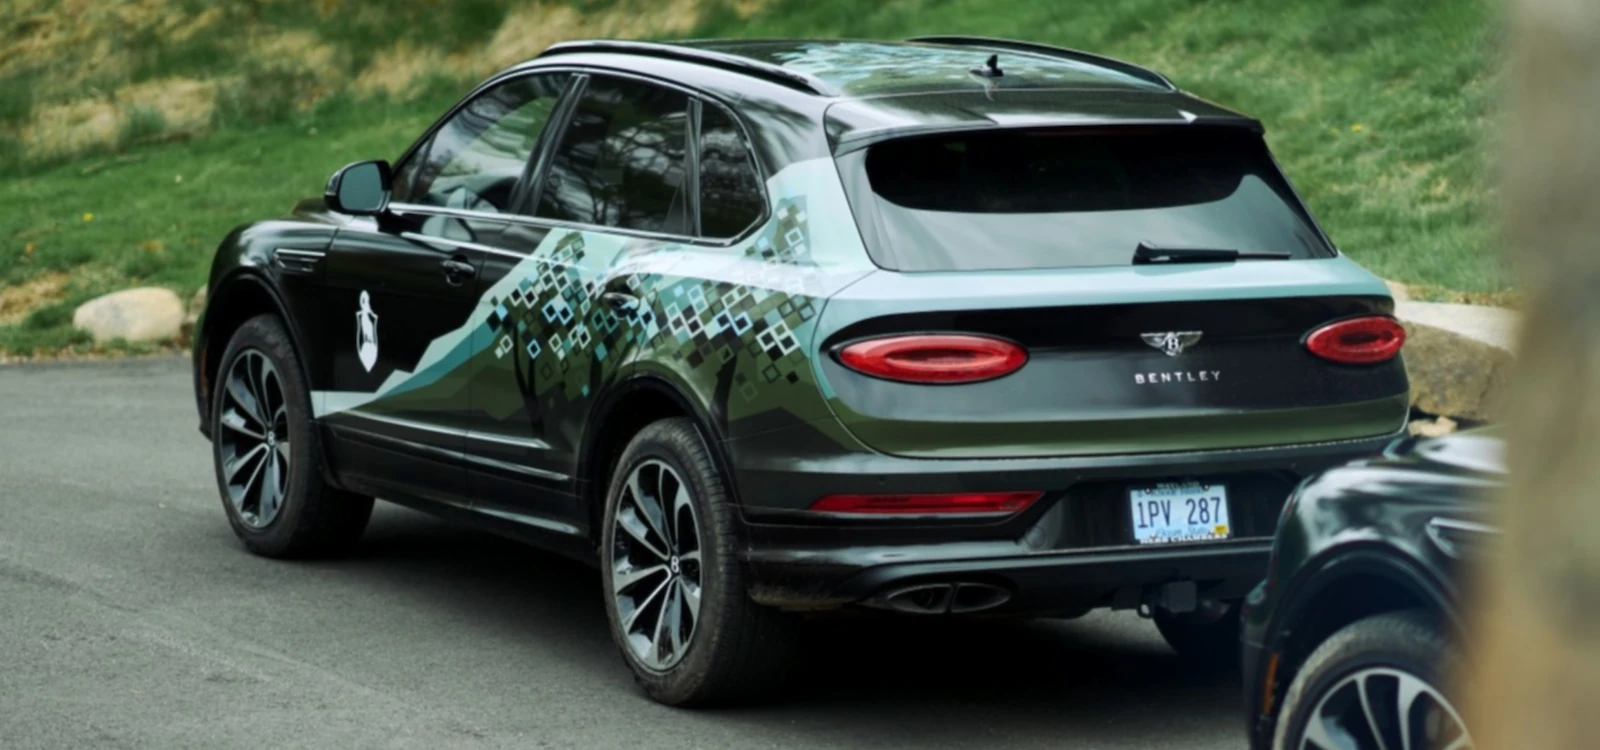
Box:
(210, 314, 373, 558)
(1272, 610, 1469, 750)
(1154, 599, 1242, 668)
(599, 417, 799, 707)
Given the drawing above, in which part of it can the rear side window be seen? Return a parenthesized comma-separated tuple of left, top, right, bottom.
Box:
(537, 76, 690, 234)
(697, 104, 765, 238)
(860, 129, 1333, 271)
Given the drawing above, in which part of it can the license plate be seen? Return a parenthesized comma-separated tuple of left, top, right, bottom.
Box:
(1129, 482, 1231, 545)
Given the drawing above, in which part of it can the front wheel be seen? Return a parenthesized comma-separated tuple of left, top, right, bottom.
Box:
(1272, 611, 1470, 750)
(599, 417, 799, 706)
(210, 314, 372, 558)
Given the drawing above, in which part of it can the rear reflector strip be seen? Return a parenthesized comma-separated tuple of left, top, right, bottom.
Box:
(810, 491, 1042, 515)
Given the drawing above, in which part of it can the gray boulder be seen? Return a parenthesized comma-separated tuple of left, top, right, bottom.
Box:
(72, 287, 185, 344)
(180, 286, 207, 346)
(1394, 300, 1518, 422)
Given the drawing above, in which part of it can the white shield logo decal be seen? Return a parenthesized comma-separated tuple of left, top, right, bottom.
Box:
(356, 290, 379, 372)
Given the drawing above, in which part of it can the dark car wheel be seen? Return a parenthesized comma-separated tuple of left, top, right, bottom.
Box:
(1273, 610, 1471, 750)
(600, 417, 799, 706)
(1154, 599, 1241, 668)
(211, 314, 373, 558)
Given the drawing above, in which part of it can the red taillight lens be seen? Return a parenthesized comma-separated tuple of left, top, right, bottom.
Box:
(837, 334, 1027, 384)
(810, 491, 1043, 515)
(1305, 316, 1406, 364)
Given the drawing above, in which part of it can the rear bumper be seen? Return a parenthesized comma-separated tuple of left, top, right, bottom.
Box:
(745, 536, 1272, 613)
(732, 430, 1402, 612)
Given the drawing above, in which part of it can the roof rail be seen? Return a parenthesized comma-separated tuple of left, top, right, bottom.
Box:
(906, 36, 1176, 90)
(538, 40, 837, 97)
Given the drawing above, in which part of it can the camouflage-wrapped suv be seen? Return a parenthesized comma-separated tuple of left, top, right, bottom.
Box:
(192, 37, 1410, 706)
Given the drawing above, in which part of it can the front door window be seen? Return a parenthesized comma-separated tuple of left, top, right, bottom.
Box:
(535, 76, 692, 234)
(394, 73, 571, 239)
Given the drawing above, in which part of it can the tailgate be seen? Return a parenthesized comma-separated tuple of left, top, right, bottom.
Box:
(814, 259, 1409, 458)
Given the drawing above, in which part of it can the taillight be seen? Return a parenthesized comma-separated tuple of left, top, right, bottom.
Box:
(810, 491, 1042, 515)
(1304, 316, 1405, 364)
(836, 334, 1027, 384)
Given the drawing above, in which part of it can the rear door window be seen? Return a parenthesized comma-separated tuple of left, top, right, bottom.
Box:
(859, 129, 1333, 271)
(535, 75, 691, 234)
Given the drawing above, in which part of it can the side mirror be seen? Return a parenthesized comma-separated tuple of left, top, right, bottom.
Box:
(324, 160, 392, 216)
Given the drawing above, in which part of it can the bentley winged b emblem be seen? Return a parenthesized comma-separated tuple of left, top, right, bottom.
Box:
(1141, 331, 1202, 357)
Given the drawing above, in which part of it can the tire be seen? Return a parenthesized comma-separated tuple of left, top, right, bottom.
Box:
(1154, 599, 1242, 669)
(599, 417, 799, 706)
(1272, 610, 1469, 750)
(210, 314, 373, 558)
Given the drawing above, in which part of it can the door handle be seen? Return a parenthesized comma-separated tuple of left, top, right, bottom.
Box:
(440, 256, 476, 285)
(602, 291, 640, 311)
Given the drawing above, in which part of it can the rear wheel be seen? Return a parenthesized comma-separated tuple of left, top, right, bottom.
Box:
(1273, 610, 1469, 750)
(599, 417, 799, 706)
(210, 314, 372, 558)
(1154, 599, 1241, 669)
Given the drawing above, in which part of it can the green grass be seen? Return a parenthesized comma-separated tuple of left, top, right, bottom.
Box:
(0, 97, 451, 354)
(0, 0, 1507, 356)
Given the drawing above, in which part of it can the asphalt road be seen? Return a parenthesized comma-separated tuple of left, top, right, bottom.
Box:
(0, 358, 1244, 749)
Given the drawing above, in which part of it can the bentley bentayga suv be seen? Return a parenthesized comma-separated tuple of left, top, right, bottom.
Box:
(192, 37, 1410, 705)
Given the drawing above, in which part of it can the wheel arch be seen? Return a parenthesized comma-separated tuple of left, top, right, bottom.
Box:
(1265, 546, 1459, 724)
(195, 269, 313, 440)
(577, 373, 740, 546)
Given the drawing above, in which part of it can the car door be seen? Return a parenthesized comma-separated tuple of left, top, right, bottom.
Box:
(315, 71, 574, 507)
(463, 72, 695, 535)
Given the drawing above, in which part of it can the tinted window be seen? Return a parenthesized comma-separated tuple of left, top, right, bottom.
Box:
(862, 129, 1332, 271)
(697, 104, 765, 238)
(537, 77, 690, 234)
(394, 73, 569, 212)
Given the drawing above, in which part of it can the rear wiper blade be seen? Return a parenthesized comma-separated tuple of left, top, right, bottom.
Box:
(1133, 242, 1292, 265)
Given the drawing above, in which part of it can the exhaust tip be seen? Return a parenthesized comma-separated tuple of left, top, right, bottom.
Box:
(865, 581, 1012, 615)
(950, 582, 1012, 613)
(870, 583, 954, 614)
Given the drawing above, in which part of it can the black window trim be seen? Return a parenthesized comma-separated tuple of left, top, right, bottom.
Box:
(390, 65, 773, 250)
(686, 98, 704, 238)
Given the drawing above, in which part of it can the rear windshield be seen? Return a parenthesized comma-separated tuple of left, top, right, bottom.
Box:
(860, 129, 1333, 271)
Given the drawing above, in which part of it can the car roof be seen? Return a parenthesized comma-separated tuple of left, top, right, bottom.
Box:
(539, 37, 1175, 99)
(673, 38, 1174, 97)
(531, 38, 1261, 156)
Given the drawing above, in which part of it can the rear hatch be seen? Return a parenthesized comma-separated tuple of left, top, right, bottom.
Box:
(817, 126, 1409, 459)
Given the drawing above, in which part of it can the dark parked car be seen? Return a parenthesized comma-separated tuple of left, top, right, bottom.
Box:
(192, 36, 1412, 705)
(1242, 430, 1502, 749)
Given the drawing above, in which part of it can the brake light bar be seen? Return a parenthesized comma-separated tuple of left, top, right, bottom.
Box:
(810, 491, 1043, 515)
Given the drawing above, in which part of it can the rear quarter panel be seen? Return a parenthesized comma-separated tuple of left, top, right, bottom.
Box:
(626, 156, 874, 444)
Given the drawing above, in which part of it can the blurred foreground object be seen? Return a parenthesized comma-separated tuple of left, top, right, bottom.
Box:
(1469, 0, 1600, 747)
